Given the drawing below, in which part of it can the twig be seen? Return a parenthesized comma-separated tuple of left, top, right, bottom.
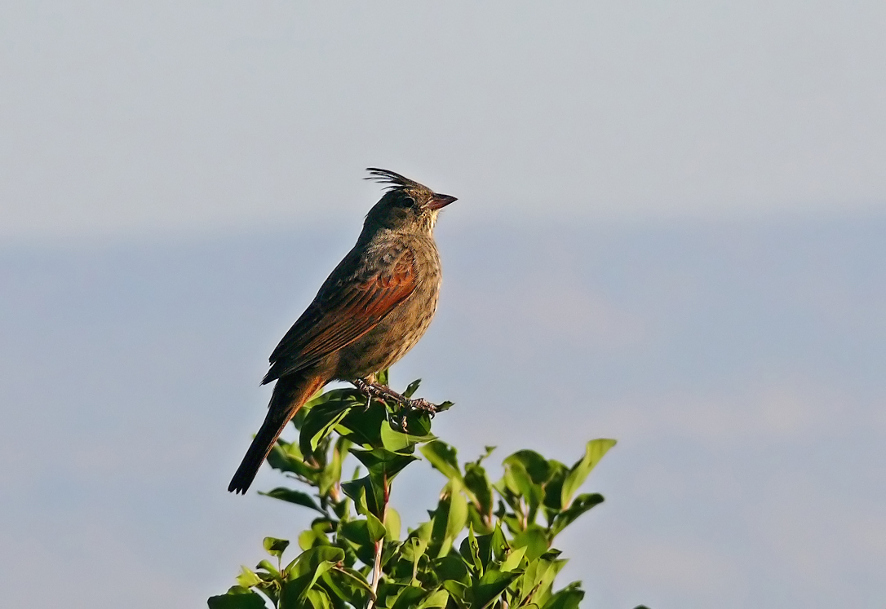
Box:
(367, 470, 390, 609)
(367, 540, 383, 609)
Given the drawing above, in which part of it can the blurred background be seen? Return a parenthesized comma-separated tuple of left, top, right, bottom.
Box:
(1, 2, 884, 607)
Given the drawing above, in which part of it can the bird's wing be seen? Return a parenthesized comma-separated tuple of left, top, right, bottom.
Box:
(262, 243, 417, 383)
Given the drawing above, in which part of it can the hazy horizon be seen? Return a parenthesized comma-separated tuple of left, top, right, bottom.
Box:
(2, 213, 884, 607)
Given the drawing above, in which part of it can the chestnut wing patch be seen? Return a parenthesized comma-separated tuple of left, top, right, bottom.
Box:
(263, 245, 417, 383)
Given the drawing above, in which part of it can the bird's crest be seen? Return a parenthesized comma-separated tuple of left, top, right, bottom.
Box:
(365, 168, 423, 192)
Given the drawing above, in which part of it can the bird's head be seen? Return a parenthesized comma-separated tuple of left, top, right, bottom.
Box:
(363, 168, 457, 235)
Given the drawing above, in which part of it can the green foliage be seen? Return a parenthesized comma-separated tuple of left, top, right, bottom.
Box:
(210, 377, 618, 608)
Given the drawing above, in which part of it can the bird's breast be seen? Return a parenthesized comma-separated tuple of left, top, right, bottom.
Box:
(335, 238, 441, 380)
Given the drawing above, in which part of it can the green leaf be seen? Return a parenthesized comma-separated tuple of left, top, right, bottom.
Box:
(338, 519, 373, 546)
(500, 458, 543, 525)
(207, 591, 267, 609)
(321, 566, 374, 605)
(429, 489, 468, 558)
(391, 585, 428, 609)
(500, 513, 523, 536)
(513, 558, 560, 607)
(279, 547, 344, 607)
(440, 579, 468, 594)
(490, 522, 509, 561)
(500, 546, 526, 572)
(367, 514, 387, 542)
(541, 460, 569, 512)
(445, 491, 468, 555)
(398, 409, 435, 436)
(235, 567, 262, 589)
(350, 447, 418, 480)
(435, 400, 455, 412)
(477, 446, 496, 464)
(279, 575, 314, 608)
(403, 378, 422, 398)
(263, 537, 290, 558)
(299, 400, 353, 458)
(543, 582, 585, 609)
(302, 587, 333, 609)
(298, 529, 321, 551)
(467, 504, 494, 536)
(459, 525, 483, 574)
(312, 519, 336, 536)
(301, 386, 363, 418)
(464, 462, 494, 520)
(259, 488, 325, 514)
(418, 589, 450, 608)
(267, 439, 317, 479)
(560, 439, 616, 508)
(329, 565, 375, 597)
(342, 477, 369, 510)
(512, 525, 549, 561)
(472, 569, 521, 609)
(340, 400, 390, 447)
(341, 476, 386, 521)
(318, 436, 350, 496)
(476, 531, 496, 569)
(255, 559, 279, 578)
(380, 419, 435, 453)
(504, 450, 552, 485)
(285, 546, 345, 578)
(411, 520, 433, 545)
(340, 512, 386, 546)
(401, 527, 431, 571)
(442, 580, 470, 608)
(338, 520, 379, 564)
(317, 570, 351, 604)
(421, 441, 464, 485)
(386, 507, 402, 541)
(433, 554, 470, 584)
(550, 493, 605, 537)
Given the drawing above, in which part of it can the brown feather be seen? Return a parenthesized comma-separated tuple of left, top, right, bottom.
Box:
(228, 372, 327, 494)
(263, 244, 417, 384)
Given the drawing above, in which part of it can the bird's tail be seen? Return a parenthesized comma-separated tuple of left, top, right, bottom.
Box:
(228, 373, 326, 494)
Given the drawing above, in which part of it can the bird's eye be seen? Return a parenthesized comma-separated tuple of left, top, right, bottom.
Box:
(397, 195, 416, 208)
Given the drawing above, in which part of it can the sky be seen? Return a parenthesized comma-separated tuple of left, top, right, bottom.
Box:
(4, 0, 886, 243)
(1, 2, 885, 608)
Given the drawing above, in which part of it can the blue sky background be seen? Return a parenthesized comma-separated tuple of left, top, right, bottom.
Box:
(1, 2, 885, 608)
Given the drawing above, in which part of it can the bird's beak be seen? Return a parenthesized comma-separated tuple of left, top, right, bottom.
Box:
(427, 193, 457, 210)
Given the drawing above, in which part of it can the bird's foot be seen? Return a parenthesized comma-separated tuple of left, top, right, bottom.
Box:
(352, 379, 439, 416)
(352, 378, 395, 404)
(404, 397, 438, 415)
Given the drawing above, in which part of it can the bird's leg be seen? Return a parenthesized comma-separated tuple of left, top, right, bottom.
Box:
(352, 378, 439, 415)
(352, 378, 394, 403)
(401, 395, 439, 415)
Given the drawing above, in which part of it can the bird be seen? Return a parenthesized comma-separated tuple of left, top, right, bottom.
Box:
(228, 168, 457, 494)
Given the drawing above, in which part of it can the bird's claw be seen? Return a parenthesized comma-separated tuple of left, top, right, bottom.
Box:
(353, 379, 439, 417)
(406, 398, 437, 416)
